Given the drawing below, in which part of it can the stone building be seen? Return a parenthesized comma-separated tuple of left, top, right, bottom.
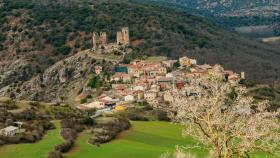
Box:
(0, 126, 20, 136)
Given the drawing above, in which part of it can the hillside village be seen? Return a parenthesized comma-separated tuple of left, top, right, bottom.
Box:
(75, 27, 246, 115)
(0, 27, 246, 137)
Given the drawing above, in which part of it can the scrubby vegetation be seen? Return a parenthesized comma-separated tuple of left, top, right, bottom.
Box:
(0, 121, 63, 158)
(48, 117, 93, 158)
(118, 103, 170, 121)
(0, 100, 56, 145)
(248, 86, 280, 112)
(88, 116, 130, 145)
(0, 97, 94, 146)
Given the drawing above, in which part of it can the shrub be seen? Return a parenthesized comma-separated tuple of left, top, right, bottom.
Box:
(156, 110, 170, 121)
(53, 45, 71, 55)
(60, 128, 77, 140)
(55, 140, 74, 153)
(0, 140, 6, 146)
(48, 150, 63, 158)
(126, 112, 149, 121)
(80, 98, 87, 104)
(87, 75, 103, 89)
(22, 132, 36, 143)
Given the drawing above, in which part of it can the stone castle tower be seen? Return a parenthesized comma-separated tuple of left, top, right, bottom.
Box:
(99, 32, 107, 44)
(92, 32, 108, 50)
(117, 27, 129, 45)
(92, 32, 99, 50)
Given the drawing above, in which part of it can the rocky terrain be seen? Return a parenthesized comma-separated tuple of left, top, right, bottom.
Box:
(0, 50, 117, 102)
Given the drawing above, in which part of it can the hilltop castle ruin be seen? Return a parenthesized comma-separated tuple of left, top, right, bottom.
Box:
(92, 27, 130, 52)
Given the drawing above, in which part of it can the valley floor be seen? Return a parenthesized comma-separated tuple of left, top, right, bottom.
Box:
(0, 121, 277, 158)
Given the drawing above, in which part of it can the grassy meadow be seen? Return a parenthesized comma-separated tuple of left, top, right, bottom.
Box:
(0, 121, 63, 158)
(0, 121, 277, 158)
(65, 121, 208, 158)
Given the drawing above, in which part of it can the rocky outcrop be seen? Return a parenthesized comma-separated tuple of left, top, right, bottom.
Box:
(0, 50, 116, 102)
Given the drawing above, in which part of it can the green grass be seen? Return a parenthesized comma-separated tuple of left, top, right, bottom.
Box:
(65, 121, 278, 158)
(0, 121, 63, 158)
(0, 121, 277, 158)
(65, 121, 208, 158)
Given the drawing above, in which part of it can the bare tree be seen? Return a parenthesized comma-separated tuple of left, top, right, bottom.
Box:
(160, 146, 198, 158)
(169, 66, 280, 158)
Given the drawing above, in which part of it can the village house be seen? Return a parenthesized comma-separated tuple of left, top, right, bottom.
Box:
(124, 95, 135, 102)
(99, 95, 120, 106)
(133, 90, 145, 100)
(126, 60, 167, 78)
(81, 101, 105, 109)
(111, 73, 132, 83)
(0, 126, 20, 137)
(133, 85, 145, 91)
(150, 84, 160, 93)
(131, 60, 145, 66)
(127, 65, 144, 77)
(156, 77, 174, 90)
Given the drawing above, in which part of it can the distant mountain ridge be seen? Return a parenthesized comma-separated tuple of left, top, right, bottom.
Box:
(133, 0, 280, 36)
(146, 0, 280, 14)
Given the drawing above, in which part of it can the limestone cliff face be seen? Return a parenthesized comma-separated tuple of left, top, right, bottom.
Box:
(0, 50, 115, 102)
(0, 59, 33, 89)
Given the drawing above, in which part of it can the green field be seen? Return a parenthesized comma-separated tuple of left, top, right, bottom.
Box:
(0, 121, 277, 158)
(65, 121, 208, 158)
(0, 121, 63, 158)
